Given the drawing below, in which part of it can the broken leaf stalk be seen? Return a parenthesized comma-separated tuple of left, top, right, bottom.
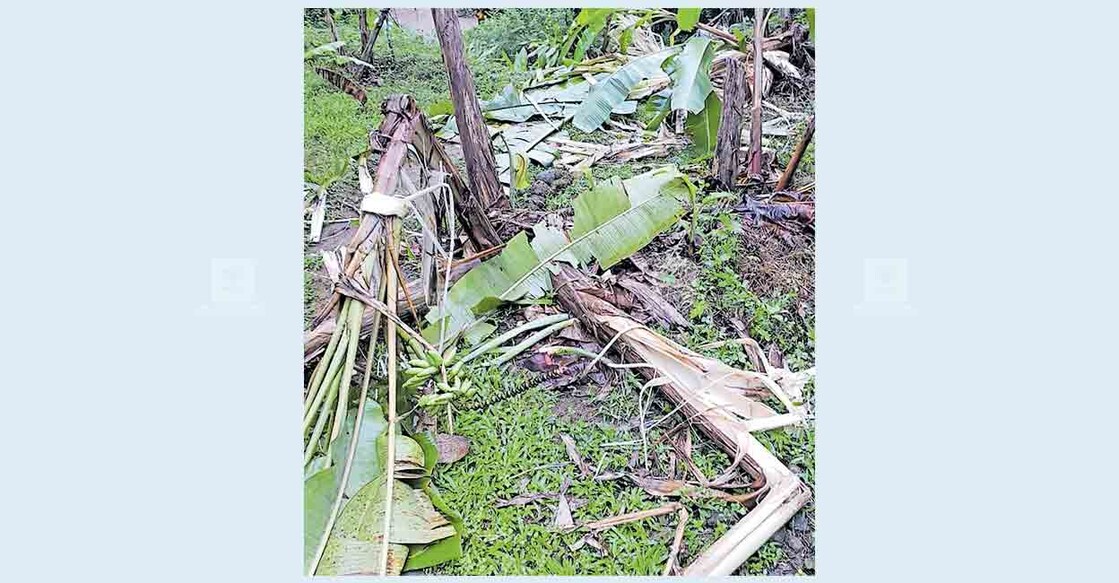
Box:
(485, 318, 576, 367)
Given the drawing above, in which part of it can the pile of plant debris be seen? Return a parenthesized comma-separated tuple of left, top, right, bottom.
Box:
(304, 7, 816, 576)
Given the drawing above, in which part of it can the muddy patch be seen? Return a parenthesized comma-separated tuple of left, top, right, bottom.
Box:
(390, 8, 477, 38)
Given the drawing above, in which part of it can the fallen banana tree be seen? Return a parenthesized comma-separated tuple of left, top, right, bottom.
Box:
(409, 160, 814, 571)
(551, 263, 812, 575)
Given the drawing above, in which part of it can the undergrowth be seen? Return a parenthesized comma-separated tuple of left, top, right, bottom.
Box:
(681, 206, 814, 370)
(426, 365, 756, 575)
(303, 12, 520, 179)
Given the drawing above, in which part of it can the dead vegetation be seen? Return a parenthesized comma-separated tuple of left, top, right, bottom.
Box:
(304, 7, 816, 576)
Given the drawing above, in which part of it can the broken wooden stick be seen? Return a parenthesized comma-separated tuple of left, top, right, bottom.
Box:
(358, 8, 389, 64)
(774, 115, 815, 192)
(663, 506, 690, 576)
(583, 502, 682, 532)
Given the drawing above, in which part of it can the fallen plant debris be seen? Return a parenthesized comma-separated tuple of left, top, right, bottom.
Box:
(305, 7, 815, 576)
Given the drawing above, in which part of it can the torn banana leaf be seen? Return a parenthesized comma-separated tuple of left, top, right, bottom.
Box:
(483, 84, 544, 123)
(402, 433, 465, 571)
(685, 90, 721, 154)
(486, 78, 639, 126)
(493, 120, 562, 185)
(676, 8, 701, 32)
(666, 36, 716, 114)
(559, 8, 617, 63)
(316, 475, 455, 575)
(642, 89, 673, 131)
(423, 231, 551, 341)
(568, 168, 692, 268)
(375, 430, 429, 480)
(573, 50, 677, 132)
(425, 165, 696, 339)
(513, 152, 531, 189)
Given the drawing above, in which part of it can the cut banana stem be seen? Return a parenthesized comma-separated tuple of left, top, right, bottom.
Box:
(305, 311, 347, 406)
(304, 371, 340, 460)
(303, 319, 351, 419)
(330, 299, 366, 443)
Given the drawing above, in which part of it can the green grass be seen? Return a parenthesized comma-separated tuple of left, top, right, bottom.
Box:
(466, 8, 575, 68)
(744, 541, 784, 574)
(424, 365, 758, 575)
(303, 13, 519, 180)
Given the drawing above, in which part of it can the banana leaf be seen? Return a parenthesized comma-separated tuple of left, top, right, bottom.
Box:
(483, 84, 540, 122)
(316, 476, 454, 575)
(642, 89, 673, 131)
(685, 90, 722, 154)
(424, 231, 551, 341)
(304, 467, 336, 574)
(573, 50, 677, 132)
(559, 8, 616, 63)
(328, 401, 388, 496)
(401, 433, 464, 571)
(486, 78, 639, 126)
(425, 166, 696, 338)
(676, 8, 701, 32)
(569, 167, 694, 268)
(666, 36, 715, 114)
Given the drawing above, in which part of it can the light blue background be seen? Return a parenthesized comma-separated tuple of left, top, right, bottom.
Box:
(2, 1, 1117, 581)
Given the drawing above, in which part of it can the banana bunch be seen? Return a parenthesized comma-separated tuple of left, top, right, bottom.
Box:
(401, 337, 476, 408)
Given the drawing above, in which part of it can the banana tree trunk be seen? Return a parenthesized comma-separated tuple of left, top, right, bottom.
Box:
(431, 8, 504, 208)
(714, 57, 747, 188)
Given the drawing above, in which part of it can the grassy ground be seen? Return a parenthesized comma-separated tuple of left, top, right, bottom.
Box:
(304, 9, 815, 575)
(425, 361, 808, 575)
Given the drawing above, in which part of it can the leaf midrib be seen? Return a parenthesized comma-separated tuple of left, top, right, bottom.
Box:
(498, 183, 677, 300)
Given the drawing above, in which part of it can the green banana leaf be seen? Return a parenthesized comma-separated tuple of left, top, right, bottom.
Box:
(424, 231, 551, 342)
(573, 50, 677, 132)
(329, 400, 388, 497)
(676, 8, 701, 32)
(568, 168, 692, 268)
(316, 476, 454, 575)
(304, 467, 336, 574)
(513, 153, 531, 189)
(483, 84, 540, 122)
(401, 433, 464, 571)
(667, 36, 716, 114)
(486, 77, 640, 127)
(559, 8, 616, 63)
(685, 90, 722, 154)
(642, 90, 673, 131)
(425, 166, 696, 339)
